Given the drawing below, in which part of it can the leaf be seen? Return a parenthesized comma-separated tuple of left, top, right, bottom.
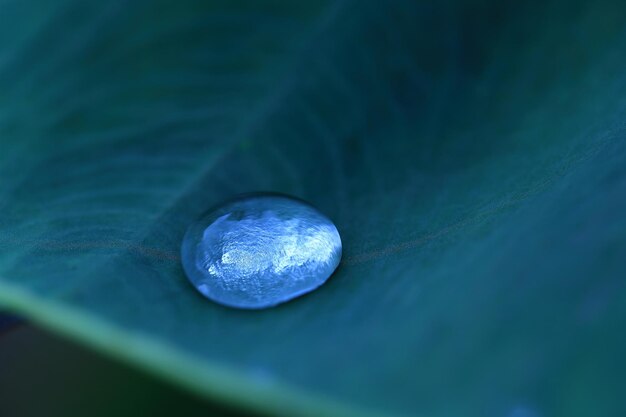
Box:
(1, 1, 626, 416)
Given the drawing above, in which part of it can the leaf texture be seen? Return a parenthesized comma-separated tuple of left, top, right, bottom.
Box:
(1, 1, 626, 416)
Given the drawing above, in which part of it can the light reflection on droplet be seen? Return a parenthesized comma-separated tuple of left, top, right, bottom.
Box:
(181, 194, 342, 309)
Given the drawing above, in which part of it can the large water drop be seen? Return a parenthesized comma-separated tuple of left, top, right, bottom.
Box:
(181, 194, 342, 309)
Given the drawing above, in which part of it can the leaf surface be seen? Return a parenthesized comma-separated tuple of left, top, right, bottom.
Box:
(1, 1, 626, 416)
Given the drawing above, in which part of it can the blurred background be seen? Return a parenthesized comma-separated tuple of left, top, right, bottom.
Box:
(0, 314, 250, 417)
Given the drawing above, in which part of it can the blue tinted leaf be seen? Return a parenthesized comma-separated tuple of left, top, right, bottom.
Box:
(1, 1, 625, 416)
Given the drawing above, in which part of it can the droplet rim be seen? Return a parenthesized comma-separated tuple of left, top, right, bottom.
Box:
(180, 192, 342, 309)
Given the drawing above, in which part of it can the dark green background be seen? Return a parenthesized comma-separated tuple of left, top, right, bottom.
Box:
(0, 320, 249, 417)
(1, 1, 625, 416)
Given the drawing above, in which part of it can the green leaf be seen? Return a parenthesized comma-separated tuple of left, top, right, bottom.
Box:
(1, 1, 625, 416)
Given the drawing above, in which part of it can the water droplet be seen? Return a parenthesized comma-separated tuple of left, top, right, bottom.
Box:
(181, 194, 342, 309)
